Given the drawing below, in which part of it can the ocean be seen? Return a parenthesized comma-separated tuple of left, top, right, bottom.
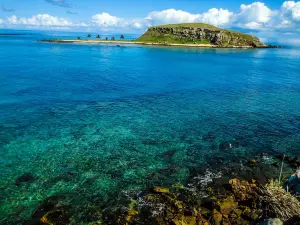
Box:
(0, 30, 300, 224)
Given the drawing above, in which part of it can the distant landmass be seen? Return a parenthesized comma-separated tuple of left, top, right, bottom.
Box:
(41, 23, 279, 48)
(137, 23, 267, 48)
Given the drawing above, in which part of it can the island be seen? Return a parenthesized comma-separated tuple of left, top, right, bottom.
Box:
(41, 23, 279, 48)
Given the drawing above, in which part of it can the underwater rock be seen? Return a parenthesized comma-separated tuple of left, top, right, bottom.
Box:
(152, 186, 169, 193)
(276, 155, 300, 169)
(202, 132, 215, 142)
(40, 209, 70, 225)
(296, 168, 300, 178)
(15, 172, 36, 186)
(248, 159, 257, 165)
(24, 195, 71, 225)
(219, 140, 240, 151)
(124, 202, 138, 225)
(160, 149, 177, 160)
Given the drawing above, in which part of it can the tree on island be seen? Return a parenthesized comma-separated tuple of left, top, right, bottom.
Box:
(105, 37, 108, 41)
(87, 34, 91, 39)
(96, 35, 100, 39)
(111, 37, 115, 41)
(120, 35, 124, 40)
(77, 37, 81, 40)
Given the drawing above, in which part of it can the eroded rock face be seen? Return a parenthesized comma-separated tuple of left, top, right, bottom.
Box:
(146, 27, 267, 47)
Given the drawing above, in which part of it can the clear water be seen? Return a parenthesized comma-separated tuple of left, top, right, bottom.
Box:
(0, 30, 300, 224)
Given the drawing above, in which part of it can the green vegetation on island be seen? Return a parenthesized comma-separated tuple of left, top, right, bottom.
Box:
(136, 23, 267, 47)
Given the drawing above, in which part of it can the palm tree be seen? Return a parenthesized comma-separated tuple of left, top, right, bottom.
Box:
(96, 34, 100, 39)
(77, 37, 81, 40)
(105, 37, 108, 41)
(111, 37, 115, 41)
(120, 35, 124, 40)
(87, 34, 91, 39)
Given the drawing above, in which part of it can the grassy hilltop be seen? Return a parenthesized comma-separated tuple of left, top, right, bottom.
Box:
(137, 23, 266, 47)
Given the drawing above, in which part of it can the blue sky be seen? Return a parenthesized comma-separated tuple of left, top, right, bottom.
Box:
(1, 0, 300, 45)
(0, 0, 288, 19)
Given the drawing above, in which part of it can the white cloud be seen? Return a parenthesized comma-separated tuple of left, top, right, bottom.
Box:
(281, 1, 300, 21)
(198, 8, 233, 26)
(7, 14, 73, 27)
(145, 8, 233, 27)
(91, 12, 148, 31)
(131, 22, 142, 29)
(146, 9, 200, 24)
(234, 2, 273, 29)
(0, 18, 3, 25)
(92, 13, 121, 27)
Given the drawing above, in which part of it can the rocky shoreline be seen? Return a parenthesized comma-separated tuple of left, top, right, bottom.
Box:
(21, 154, 300, 225)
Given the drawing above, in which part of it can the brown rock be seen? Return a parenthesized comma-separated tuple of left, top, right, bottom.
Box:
(152, 186, 169, 193)
(217, 196, 238, 215)
(212, 209, 222, 225)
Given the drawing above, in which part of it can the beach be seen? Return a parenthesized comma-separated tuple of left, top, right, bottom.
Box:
(40, 39, 257, 48)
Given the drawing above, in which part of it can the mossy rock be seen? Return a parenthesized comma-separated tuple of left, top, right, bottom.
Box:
(216, 195, 238, 215)
(153, 186, 170, 193)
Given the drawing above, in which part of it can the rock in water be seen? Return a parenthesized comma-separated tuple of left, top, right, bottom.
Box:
(152, 186, 169, 193)
(286, 169, 300, 194)
(258, 218, 283, 225)
(296, 168, 300, 178)
(15, 173, 36, 186)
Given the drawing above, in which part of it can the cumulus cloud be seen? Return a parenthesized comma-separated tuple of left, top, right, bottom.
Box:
(91, 12, 147, 31)
(145, 8, 233, 27)
(146, 9, 200, 24)
(275, 1, 300, 30)
(234, 2, 273, 29)
(92, 13, 121, 27)
(198, 8, 233, 26)
(44, 0, 72, 8)
(6, 14, 73, 27)
(144, 1, 300, 31)
(0, 18, 3, 24)
(281, 1, 300, 21)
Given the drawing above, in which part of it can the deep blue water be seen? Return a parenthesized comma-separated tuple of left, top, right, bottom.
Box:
(0, 30, 300, 224)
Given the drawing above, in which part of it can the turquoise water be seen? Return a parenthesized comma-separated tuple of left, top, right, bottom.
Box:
(0, 30, 300, 224)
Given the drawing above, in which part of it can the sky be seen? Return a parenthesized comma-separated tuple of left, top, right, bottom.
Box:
(0, 0, 300, 45)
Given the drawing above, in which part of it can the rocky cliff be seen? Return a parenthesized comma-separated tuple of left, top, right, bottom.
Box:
(137, 23, 267, 47)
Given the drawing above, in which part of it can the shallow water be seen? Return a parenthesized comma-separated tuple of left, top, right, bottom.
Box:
(0, 30, 300, 224)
